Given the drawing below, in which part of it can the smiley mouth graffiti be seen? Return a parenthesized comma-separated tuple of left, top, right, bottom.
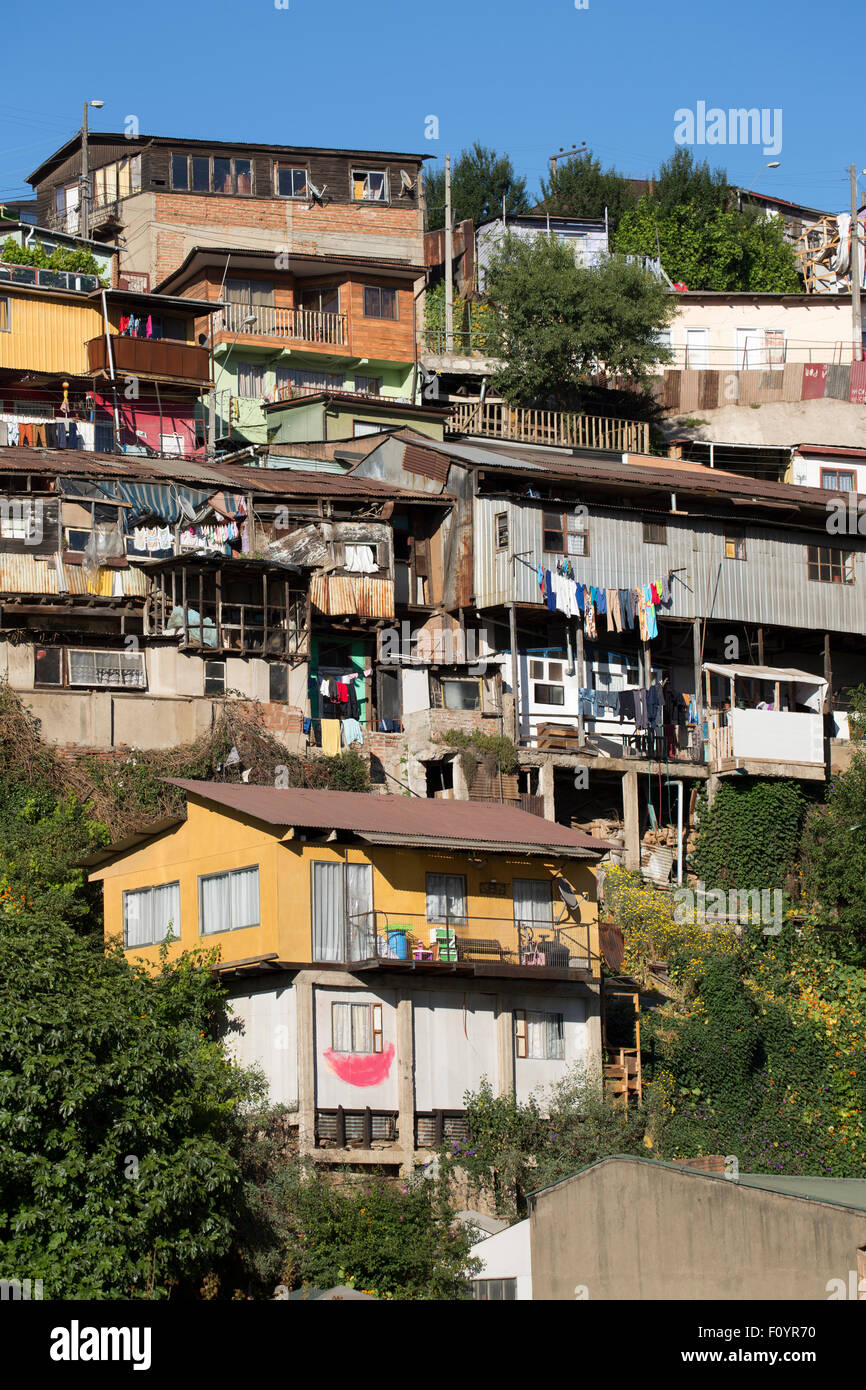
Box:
(323, 1043, 395, 1087)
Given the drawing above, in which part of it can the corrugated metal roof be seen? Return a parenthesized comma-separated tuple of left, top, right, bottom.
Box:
(703, 661, 825, 685)
(310, 574, 394, 618)
(164, 780, 615, 855)
(0, 554, 147, 597)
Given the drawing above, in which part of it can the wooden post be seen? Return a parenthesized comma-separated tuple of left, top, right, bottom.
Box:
(693, 616, 702, 723)
(757, 625, 764, 665)
(577, 621, 585, 747)
(509, 602, 520, 744)
(181, 565, 188, 647)
(824, 632, 832, 711)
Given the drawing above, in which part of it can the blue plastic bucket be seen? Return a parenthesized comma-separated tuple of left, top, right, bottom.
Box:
(387, 929, 408, 960)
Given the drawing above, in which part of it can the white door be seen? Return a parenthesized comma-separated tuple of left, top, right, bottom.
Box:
(736, 328, 763, 369)
(685, 328, 709, 369)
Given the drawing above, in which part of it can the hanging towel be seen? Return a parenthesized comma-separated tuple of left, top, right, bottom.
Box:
(650, 581, 661, 605)
(320, 719, 342, 755)
(583, 588, 597, 639)
(342, 717, 364, 747)
(576, 583, 585, 613)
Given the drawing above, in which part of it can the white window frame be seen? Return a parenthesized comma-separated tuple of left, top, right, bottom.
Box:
(198, 865, 261, 935)
(331, 1001, 383, 1054)
(67, 648, 147, 690)
(0, 295, 9, 332)
(352, 169, 388, 203)
(275, 164, 309, 199)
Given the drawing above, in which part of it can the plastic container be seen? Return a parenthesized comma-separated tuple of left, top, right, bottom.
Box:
(387, 928, 409, 960)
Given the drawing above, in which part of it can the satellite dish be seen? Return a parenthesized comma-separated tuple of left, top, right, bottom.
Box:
(400, 169, 416, 195)
(307, 181, 328, 204)
(555, 876, 580, 911)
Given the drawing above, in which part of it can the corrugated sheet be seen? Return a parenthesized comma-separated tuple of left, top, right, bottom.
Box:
(802, 364, 828, 400)
(402, 443, 450, 484)
(678, 370, 700, 413)
(698, 371, 719, 410)
(310, 574, 394, 618)
(0, 553, 148, 597)
(737, 370, 764, 405)
(782, 361, 803, 402)
(849, 361, 866, 405)
(827, 364, 851, 400)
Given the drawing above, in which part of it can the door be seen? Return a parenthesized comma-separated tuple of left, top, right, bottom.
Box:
(736, 327, 763, 369)
(312, 861, 374, 961)
(685, 327, 709, 369)
(57, 182, 79, 234)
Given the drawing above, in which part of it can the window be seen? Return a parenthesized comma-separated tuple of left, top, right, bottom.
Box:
(296, 285, 341, 316)
(225, 279, 274, 308)
(236, 362, 267, 398)
(331, 1001, 383, 1054)
(426, 873, 467, 925)
(199, 865, 260, 934)
(821, 469, 856, 492)
(725, 529, 747, 560)
(269, 664, 288, 702)
(275, 164, 309, 199)
(363, 286, 397, 320)
(495, 512, 509, 550)
(204, 660, 226, 696)
(0, 296, 9, 332)
(807, 545, 854, 585)
(354, 374, 383, 396)
(472, 1279, 517, 1301)
(34, 647, 62, 686)
(542, 510, 565, 553)
(212, 157, 233, 193)
(352, 169, 388, 202)
(276, 365, 344, 393)
(235, 159, 252, 196)
(765, 329, 785, 365)
(534, 683, 565, 705)
(171, 153, 252, 195)
(311, 861, 374, 961)
(123, 881, 180, 949)
(353, 420, 385, 437)
(91, 154, 140, 209)
(643, 520, 667, 545)
(171, 154, 188, 190)
(430, 674, 482, 710)
(191, 156, 210, 192)
(515, 1009, 564, 1060)
(67, 649, 146, 689)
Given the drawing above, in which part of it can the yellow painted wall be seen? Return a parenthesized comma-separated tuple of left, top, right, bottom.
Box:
(0, 288, 101, 375)
(93, 794, 600, 976)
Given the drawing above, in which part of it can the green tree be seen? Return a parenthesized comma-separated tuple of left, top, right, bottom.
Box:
(1, 234, 108, 283)
(800, 748, 866, 964)
(614, 199, 800, 292)
(0, 921, 261, 1298)
(539, 148, 638, 229)
(484, 233, 674, 406)
(690, 781, 805, 894)
(425, 143, 530, 232)
(650, 147, 729, 220)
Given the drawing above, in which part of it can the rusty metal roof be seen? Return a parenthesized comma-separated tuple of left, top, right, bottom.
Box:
(165, 780, 615, 856)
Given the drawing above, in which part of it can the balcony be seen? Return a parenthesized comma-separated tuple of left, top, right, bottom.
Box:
(214, 303, 348, 347)
(0, 261, 100, 294)
(86, 335, 211, 386)
(314, 909, 598, 976)
(703, 662, 828, 779)
(446, 399, 650, 453)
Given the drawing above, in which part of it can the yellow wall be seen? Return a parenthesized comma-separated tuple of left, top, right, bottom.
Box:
(93, 795, 601, 977)
(0, 288, 101, 375)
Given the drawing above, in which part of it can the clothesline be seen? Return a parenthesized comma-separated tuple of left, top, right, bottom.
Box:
(540, 565, 673, 642)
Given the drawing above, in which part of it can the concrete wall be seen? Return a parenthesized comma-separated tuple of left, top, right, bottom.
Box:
(788, 448, 866, 491)
(529, 1157, 866, 1300)
(670, 294, 858, 367)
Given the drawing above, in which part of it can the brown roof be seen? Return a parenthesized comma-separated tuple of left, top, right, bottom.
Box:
(167, 780, 614, 856)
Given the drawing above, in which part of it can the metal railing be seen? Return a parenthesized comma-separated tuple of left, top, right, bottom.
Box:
(664, 341, 863, 369)
(446, 399, 650, 453)
(315, 909, 599, 972)
(0, 261, 100, 294)
(214, 303, 348, 345)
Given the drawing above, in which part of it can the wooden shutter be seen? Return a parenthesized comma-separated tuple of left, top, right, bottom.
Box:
(515, 1008, 527, 1058)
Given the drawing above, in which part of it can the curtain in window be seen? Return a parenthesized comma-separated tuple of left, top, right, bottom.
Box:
(426, 873, 466, 924)
(124, 887, 152, 948)
(201, 873, 231, 935)
(124, 882, 179, 947)
(351, 1002, 373, 1052)
(331, 1001, 352, 1052)
(231, 867, 259, 929)
(345, 863, 373, 961)
(152, 881, 180, 941)
(526, 1011, 564, 1059)
(312, 861, 345, 961)
(547, 1013, 565, 1059)
(513, 878, 553, 932)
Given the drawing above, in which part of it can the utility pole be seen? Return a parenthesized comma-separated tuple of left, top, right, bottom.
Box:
(444, 153, 454, 354)
(851, 164, 863, 363)
(81, 102, 90, 241)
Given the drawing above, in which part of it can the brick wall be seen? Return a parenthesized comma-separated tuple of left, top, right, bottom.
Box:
(427, 708, 496, 738)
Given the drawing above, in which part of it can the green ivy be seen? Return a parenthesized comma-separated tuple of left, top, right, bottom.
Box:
(690, 780, 805, 891)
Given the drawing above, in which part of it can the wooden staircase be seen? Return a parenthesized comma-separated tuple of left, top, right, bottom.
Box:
(604, 1047, 643, 1105)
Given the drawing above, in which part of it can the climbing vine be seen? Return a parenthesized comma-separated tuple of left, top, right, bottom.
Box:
(690, 780, 805, 891)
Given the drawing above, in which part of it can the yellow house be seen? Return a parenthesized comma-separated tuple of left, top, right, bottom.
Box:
(88, 782, 612, 1172)
(0, 280, 102, 376)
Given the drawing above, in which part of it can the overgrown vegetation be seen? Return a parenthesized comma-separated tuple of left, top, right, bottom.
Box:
(424, 143, 530, 232)
(689, 780, 806, 892)
(0, 234, 109, 284)
(436, 728, 519, 779)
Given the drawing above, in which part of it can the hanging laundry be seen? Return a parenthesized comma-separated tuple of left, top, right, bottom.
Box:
(661, 574, 672, 605)
(607, 588, 622, 632)
(320, 719, 342, 755)
(335, 681, 349, 703)
(132, 527, 148, 552)
(650, 580, 660, 605)
(583, 587, 597, 639)
(342, 718, 364, 747)
(156, 526, 172, 550)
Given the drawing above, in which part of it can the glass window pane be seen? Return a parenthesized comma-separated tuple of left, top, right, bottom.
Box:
(191, 157, 210, 191)
(235, 159, 252, 195)
(200, 873, 231, 934)
(230, 867, 259, 929)
(212, 157, 232, 193)
(351, 1003, 373, 1053)
(172, 155, 188, 190)
(332, 1002, 352, 1051)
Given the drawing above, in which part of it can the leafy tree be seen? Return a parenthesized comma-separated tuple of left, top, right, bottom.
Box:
(240, 1150, 478, 1298)
(538, 148, 638, 229)
(0, 234, 108, 283)
(484, 233, 674, 405)
(800, 749, 866, 964)
(425, 143, 530, 232)
(0, 921, 261, 1298)
(614, 199, 800, 292)
(650, 147, 729, 220)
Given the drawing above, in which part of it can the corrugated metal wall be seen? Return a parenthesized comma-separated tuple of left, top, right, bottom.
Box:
(0, 291, 101, 375)
(473, 496, 866, 634)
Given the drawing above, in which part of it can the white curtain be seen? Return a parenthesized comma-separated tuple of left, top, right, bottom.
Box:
(344, 544, 376, 574)
(345, 863, 373, 961)
(201, 874, 231, 935)
(124, 881, 179, 947)
(230, 866, 260, 929)
(426, 873, 466, 924)
(332, 1001, 352, 1052)
(351, 1002, 372, 1052)
(526, 1011, 564, 1060)
(331, 1001, 373, 1053)
(513, 878, 553, 931)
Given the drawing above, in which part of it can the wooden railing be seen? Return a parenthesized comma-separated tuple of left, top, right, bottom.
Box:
(214, 303, 348, 346)
(446, 399, 650, 453)
(86, 335, 211, 385)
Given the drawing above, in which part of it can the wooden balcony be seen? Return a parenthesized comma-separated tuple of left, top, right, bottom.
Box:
(214, 303, 348, 347)
(86, 335, 210, 386)
(446, 399, 650, 453)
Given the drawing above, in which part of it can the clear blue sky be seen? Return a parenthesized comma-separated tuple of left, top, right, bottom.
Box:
(1, 0, 863, 214)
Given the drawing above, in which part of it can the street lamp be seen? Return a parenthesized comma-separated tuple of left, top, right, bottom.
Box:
(80, 99, 104, 240)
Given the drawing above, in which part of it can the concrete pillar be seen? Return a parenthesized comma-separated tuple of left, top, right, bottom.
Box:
(396, 991, 415, 1176)
(623, 768, 640, 871)
(496, 995, 515, 1098)
(295, 975, 316, 1158)
(539, 757, 556, 821)
(707, 773, 721, 810)
(585, 986, 603, 1082)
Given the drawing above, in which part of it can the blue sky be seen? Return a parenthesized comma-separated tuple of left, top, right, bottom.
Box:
(1, 0, 863, 214)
